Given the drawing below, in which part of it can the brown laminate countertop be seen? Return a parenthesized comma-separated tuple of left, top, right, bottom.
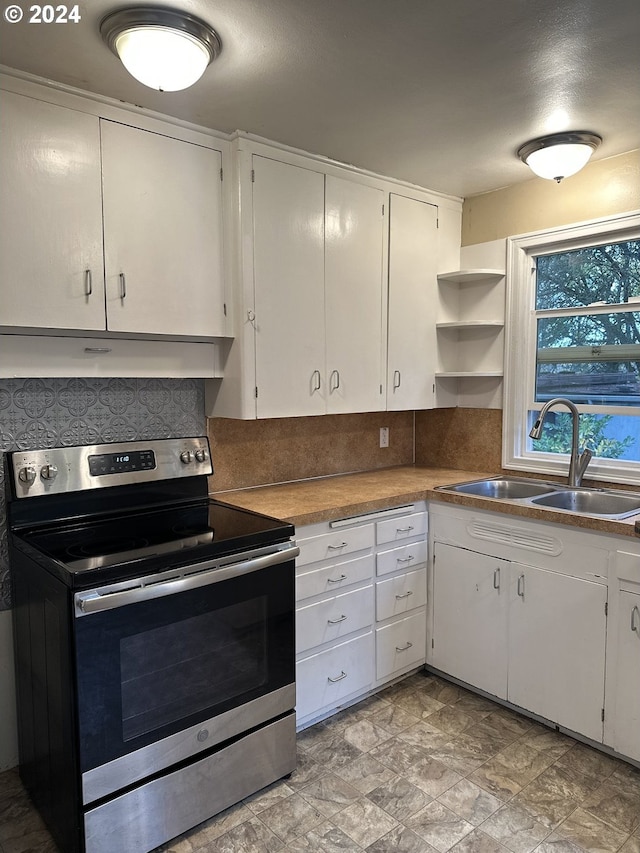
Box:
(212, 465, 640, 538)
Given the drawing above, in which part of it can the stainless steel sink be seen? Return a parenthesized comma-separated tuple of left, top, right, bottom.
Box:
(531, 489, 640, 519)
(445, 478, 557, 500)
(436, 477, 640, 520)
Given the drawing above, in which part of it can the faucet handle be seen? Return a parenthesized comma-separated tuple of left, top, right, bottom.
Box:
(577, 448, 593, 481)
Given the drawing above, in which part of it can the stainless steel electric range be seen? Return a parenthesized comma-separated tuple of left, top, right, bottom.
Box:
(5, 436, 298, 853)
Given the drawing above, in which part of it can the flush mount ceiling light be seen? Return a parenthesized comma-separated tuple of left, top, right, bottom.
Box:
(517, 132, 602, 183)
(100, 7, 221, 92)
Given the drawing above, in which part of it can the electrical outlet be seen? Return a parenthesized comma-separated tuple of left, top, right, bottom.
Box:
(380, 427, 389, 448)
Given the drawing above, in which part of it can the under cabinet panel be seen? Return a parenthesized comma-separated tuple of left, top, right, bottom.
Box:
(376, 569, 427, 622)
(296, 554, 373, 601)
(296, 585, 373, 653)
(608, 590, 640, 761)
(296, 633, 374, 721)
(376, 611, 426, 681)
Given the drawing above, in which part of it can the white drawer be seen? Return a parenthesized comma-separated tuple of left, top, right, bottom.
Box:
(376, 540, 428, 577)
(296, 553, 373, 602)
(297, 524, 375, 567)
(375, 610, 426, 681)
(296, 585, 373, 653)
(376, 512, 427, 546)
(296, 632, 374, 721)
(376, 568, 427, 622)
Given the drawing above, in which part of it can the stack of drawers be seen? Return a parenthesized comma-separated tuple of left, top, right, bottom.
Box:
(295, 502, 428, 728)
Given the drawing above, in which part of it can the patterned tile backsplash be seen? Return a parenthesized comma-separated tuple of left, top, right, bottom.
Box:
(0, 378, 205, 611)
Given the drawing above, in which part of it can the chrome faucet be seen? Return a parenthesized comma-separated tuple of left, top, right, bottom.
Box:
(529, 397, 593, 487)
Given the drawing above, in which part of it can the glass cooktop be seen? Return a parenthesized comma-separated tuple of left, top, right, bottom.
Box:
(20, 500, 293, 574)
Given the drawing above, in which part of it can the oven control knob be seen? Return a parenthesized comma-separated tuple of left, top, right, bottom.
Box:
(40, 464, 58, 481)
(180, 450, 194, 464)
(195, 449, 209, 463)
(18, 466, 37, 485)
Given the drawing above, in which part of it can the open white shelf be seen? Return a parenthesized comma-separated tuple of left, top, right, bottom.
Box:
(436, 371, 504, 378)
(437, 268, 505, 284)
(436, 321, 504, 330)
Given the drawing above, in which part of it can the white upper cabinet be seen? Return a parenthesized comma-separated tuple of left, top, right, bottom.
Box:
(325, 176, 385, 414)
(387, 194, 438, 410)
(252, 156, 326, 418)
(0, 86, 227, 344)
(0, 90, 105, 331)
(251, 157, 385, 418)
(101, 121, 225, 338)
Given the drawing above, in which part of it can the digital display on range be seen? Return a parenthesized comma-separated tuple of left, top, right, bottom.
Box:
(88, 450, 156, 476)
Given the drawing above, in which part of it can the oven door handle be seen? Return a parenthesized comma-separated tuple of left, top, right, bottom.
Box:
(74, 544, 300, 616)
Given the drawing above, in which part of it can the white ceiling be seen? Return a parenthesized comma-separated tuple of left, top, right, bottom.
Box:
(1, 0, 639, 197)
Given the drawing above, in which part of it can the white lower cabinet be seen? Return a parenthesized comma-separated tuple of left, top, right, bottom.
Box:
(605, 550, 640, 762)
(295, 503, 428, 728)
(431, 544, 508, 699)
(376, 611, 426, 681)
(429, 505, 609, 749)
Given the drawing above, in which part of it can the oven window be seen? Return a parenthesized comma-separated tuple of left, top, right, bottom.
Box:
(120, 597, 268, 741)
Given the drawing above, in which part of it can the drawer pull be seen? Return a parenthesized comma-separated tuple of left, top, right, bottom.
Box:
(396, 526, 414, 534)
(328, 542, 348, 551)
(397, 555, 415, 564)
(395, 591, 413, 600)
(632, 605, 640, 634)
(395, 642, 413, 652)
(328, 671, 347, 683)
(327, 574, 347, 584)
(327, 614, 347, 624)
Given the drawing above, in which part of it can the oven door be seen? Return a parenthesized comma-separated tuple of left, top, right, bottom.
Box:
(73, 541, 297, 805)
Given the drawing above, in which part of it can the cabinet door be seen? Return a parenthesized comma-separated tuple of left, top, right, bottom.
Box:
(387, 194, 438, 410)
(101, 121, 225, 338)
(609, 590, 640, 761)
(508, 564, 606, 742)
(0, 90, 105, 331)
(325, 176, 385, 414)
(431, 543, 508, 699)
(252, 156, 326, 418)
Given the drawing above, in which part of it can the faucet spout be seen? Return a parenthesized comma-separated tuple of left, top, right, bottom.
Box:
(528, 397, 592, 487)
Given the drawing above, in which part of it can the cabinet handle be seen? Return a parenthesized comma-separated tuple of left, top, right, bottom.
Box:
(517, 574, 525, 598)
(330, 369, 340, 391)
(327, 542, 348, 551)
(397, 555, 415, 564)
(632, 605, 640, 634)
(327, 574, 347, 584)
(393, 370, 401, 390)
(84, 269, 92, 296)
(328, 671, 347, 683)
(119, 272, 127, 299)
(84, 347, 112, 354)
(396, 642, 413, 652)
(396, 526, 414, 534)
(311, 369, 321, 392)
(493, 568, 500, 590)
(327, 614, 347, 624)
(395, 591, 413, 600)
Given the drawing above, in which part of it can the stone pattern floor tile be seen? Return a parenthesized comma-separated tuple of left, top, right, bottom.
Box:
(1, 671, 639, 853)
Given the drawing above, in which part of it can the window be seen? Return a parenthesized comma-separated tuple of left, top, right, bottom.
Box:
(504, 212, 640, 485)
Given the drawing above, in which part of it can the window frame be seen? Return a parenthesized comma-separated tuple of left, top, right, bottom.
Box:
(503, 210, 640, 486)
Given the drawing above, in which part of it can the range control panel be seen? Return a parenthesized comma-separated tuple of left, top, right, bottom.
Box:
(9, 437, 212, 499)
